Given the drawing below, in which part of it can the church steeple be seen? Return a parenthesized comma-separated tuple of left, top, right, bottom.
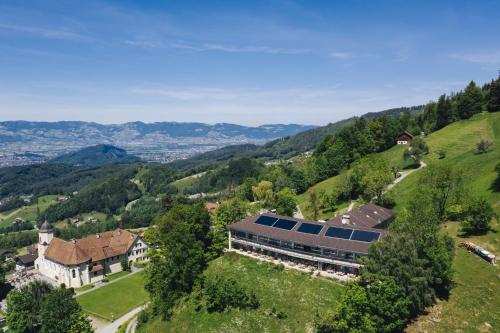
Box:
(38, 221, 54, 257)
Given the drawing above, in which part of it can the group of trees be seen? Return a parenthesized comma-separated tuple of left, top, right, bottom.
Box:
(144, 202, 212, 319)
(6, 281, 93, 333)
(43, 167, 141, 223)
(318, 177, 455, 332)
(200, 273, 259, 312)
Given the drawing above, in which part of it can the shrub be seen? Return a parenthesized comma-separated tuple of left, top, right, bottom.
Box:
(460, 198, 495, 235)
(101, 278, 109, 283)
(476, 139, 493, 154)
(120, 258, 130, 272)
(202, 274, 259, 312)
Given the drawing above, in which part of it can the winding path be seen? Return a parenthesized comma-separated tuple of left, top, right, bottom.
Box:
(95, 305, 146, 333)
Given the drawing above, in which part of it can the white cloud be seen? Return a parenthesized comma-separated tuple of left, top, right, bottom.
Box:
(450, 51, 500, 64)
(330, 52, 353, 59)
(0, 23, 83, 40)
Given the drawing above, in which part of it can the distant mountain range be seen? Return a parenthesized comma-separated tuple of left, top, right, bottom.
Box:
(0, 121, 316, 166)
(168, 106, 424, 171)
(51, 144, 140, 167)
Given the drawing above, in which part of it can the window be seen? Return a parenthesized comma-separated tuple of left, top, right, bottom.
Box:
(72, 269, 76, 278)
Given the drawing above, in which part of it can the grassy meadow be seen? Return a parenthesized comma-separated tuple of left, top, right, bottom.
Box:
(0, 194, 58, 227)
(138, 252, 343, 333)
(77, 271, 149, 321)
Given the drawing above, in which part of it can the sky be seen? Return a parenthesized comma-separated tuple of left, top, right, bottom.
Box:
(1, 0, 499, 126)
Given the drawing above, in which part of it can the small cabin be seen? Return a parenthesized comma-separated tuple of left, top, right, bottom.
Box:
(397, 132, 413, 145)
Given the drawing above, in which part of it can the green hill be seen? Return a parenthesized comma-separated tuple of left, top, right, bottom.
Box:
(51, 144, 140, 167)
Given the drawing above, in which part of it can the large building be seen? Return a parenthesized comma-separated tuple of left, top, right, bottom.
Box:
(34, 222, 148, 288)
(228, 203, 394, 274)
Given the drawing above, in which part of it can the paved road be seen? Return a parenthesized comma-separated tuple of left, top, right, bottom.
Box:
(293, 205, 304, 219)
(125, 315, 139, 333)
(385, 160, 427, 193)
(95, 305, 147, 333)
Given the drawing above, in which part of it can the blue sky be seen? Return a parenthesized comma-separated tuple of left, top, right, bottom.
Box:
(1, 0, 499, 125)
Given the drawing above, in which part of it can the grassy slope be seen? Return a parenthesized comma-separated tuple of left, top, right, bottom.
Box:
(77, 271, 149, 321)
(391, 113, 500, 332)
(0, 195, 58, 227)
(295, 112, 500, 332)
(297, 142, 408, 220)
(138, 253, 343, 333)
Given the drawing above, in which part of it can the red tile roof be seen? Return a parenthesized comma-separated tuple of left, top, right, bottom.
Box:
(44, 229, 138, 265)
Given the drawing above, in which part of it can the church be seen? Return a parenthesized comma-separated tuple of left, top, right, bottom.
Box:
(34, 221, 148, 288)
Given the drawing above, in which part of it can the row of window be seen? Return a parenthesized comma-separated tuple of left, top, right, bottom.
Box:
(232, 231, 360, 261)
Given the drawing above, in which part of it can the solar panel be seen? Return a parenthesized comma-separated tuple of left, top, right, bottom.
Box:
(325, 227, 353, 239)
(297, 223, 323, 235)
(350, 230, 380, 242)
(255, 215, 278, 226)
(272, 219, 297, 230)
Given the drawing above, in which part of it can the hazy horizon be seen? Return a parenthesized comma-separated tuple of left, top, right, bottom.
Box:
(1, 0, 499, 125)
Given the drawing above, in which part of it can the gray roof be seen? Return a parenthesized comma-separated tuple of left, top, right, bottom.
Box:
(39, 221, 53, 232)
(228, 204, 394, 254)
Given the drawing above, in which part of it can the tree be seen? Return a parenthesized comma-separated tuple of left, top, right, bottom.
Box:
(476, 139, 493, 154)
(68, 312, 94, 333)
(404, 137, 428, 163)
(365, 276, 410, 333)
(460, 198, 494, 235)
(202, 273, 259, 312)
(436, 94, 453, 129)
(6, 281, 53, 333)
(40, 287, 86, 333)
(252, 180, 273, 205)
(121, 258, 130, 271)
(308, 189, 319, 220)
(493, 163, 500, 192)
(208, 199, 251, 260)
(317, 283, 375, 333)
(419, 164, 464, 222)
(487, 76, 500, 112)
(321, 191, 338, 213)
(361, 232, 435, 317)
(456, 80, 483, 119)
(273, 188, 297, 216)
(145, 203, 211, 319)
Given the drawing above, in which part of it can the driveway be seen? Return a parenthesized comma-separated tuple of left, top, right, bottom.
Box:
(95, 304, 147, 333)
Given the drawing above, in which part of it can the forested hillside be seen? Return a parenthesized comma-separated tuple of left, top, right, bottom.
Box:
(50, 144, 140, 167)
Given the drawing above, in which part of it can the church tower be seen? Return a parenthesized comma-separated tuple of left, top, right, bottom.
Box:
(38, 221, 53, 257)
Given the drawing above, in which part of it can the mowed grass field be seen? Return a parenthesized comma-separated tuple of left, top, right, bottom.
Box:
(138, 252, 343, 333)
(0, 194, 58, 227)
(77, 271, 149, 321)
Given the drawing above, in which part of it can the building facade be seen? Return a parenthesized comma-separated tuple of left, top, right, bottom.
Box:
(34, 222, 148, 288)
(228, 204, 393, 274)
(397, 131, 413, 145)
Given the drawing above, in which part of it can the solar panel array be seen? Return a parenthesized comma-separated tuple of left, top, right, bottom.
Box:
(254, 215, 381, 243)
(297, 222, 323, 235)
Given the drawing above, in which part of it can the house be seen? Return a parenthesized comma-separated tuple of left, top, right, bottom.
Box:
(227, 204, 394, 275)
(34, 222, 148, 288)
(16, 253, 38, 271)
(205, 202, 220, 214)
(0, 249, 13, 260)
(397, 131, 413, 145)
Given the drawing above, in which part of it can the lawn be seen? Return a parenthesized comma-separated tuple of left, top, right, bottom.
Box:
(0, 195, 58, 227)
(77, 271, 149, 321)
(138, 252, 343, 333)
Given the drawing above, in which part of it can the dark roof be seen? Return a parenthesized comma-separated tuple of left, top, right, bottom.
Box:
(398, 131, 414, 139)
(328, 203, 394, 229)
(39, 221, 53, 232)
(228, 204, 393, 254)
(0, 249, 12, 256)
(17, 253, 38, 265)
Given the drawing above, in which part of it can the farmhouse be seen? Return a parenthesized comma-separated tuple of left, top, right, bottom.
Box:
(397, 131, 413, 144)
(34, 222, 148, 288)
(228, 203, 393, 275)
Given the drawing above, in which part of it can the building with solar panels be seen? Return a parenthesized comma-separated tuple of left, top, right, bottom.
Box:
(227, 203, 394, 274)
